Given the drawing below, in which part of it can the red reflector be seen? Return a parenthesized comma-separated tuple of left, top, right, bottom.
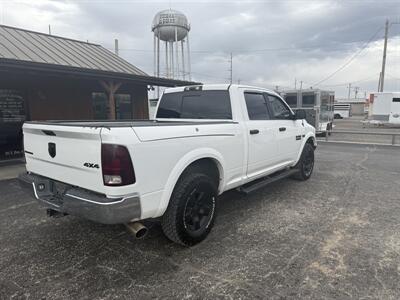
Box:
(101, 144, 135, 186)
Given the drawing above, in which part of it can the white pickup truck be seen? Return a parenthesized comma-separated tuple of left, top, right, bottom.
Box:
(19, 84, 316, 246)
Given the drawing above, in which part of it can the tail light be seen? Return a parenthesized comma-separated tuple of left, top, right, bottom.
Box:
(101, 144, 135, 186)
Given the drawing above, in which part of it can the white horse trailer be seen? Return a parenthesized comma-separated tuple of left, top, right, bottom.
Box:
(369, 92, 400, 125)
(282, 89, 334, 135)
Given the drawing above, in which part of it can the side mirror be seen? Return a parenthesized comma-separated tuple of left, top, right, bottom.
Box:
(294, 109, 306, 120)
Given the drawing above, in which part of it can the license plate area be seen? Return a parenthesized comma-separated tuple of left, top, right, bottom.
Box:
(33, 178, 54, 199)
(33, 177, 66, 206)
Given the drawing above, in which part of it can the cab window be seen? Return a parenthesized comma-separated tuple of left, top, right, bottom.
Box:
(267, 95, 292, 120)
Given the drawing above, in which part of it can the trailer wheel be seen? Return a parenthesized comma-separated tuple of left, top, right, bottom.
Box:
(292, 143, 315, 181)
(161, 172, 217, 246)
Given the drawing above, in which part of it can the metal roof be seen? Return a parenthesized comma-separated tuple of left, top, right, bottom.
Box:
(0, 24, 148, 76)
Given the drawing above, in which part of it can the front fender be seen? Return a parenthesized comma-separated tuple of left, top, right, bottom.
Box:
(154, 148, 226, 217)
(293, 133, 316, 165)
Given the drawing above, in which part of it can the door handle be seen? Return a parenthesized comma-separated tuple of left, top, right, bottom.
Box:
(250, 129, 259, 135)
(279, 127, 286, 132)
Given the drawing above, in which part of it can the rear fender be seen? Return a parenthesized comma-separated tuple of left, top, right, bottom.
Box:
(155, 148, 225, 217)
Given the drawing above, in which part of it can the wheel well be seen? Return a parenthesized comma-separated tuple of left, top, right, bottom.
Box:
(182, 158, 221, 190)
(306, 137, 316, 149)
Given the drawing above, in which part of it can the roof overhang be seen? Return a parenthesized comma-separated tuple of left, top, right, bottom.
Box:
(0, 58, 201, 87)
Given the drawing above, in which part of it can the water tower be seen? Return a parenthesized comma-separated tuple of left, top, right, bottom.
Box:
(152, 9, 191, 83)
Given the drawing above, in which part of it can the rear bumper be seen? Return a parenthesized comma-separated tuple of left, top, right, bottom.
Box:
(18, 172, 141, 224)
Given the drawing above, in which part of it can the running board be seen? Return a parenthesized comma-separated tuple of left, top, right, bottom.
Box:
(237, 168, 299, 194)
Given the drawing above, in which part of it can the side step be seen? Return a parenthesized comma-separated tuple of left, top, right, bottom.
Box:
(237, 168, 299, 194)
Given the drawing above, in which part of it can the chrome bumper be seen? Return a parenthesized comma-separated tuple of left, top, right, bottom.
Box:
(18, 172, 141, 224)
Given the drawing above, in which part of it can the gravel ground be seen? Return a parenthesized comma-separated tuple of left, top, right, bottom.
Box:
(1, 143, 400, 299)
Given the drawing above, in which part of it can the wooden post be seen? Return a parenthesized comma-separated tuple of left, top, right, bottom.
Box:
(100, 80, 122, 120)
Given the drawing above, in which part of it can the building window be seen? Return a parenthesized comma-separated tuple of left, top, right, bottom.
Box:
(92, 92, 133, 120)
(0, 89, 26, 160)
(92, 92, 108, 119)
(115, 94, 133, 120)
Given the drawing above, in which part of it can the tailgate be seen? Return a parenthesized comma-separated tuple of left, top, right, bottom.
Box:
(23, 123, 104, 193)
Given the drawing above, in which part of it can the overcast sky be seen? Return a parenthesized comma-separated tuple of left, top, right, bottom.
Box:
(1, 0, 399, 97)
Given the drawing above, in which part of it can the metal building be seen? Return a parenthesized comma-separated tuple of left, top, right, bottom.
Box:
(152, 9, 191, 86)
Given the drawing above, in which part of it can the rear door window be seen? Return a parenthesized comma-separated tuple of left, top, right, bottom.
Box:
(156, 90, 232, 119)
(244, 93, 271, 120)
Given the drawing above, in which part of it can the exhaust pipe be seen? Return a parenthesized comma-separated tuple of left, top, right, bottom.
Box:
(125, 222, 148, 239)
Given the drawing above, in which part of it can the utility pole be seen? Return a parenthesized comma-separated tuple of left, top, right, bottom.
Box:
(114, 39, 119, 56)
(378, 72, 382, 91)
(300, 81, 303, 90)
(229, 52, 233, 84)
(348, 83, 352, 99)
(354, 86, 359, 98)
(379, 19, 389, 92)
(48, 24, 51, 35)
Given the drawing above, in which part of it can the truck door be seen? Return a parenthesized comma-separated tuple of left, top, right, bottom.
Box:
(389, 97, 400, 124)
(265, 94, 303, 163)
(243, 92, 279, 179)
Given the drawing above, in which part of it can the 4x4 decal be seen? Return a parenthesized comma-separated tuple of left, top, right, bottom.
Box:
(83, 163, 99, 169)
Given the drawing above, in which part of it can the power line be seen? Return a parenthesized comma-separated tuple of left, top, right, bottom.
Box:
(107, 36, 389, 55)
(386, 73, 400, 80)
(319, 73, 380, 87)
(312, 27, 384, 87)
(190, 71, 227, 81)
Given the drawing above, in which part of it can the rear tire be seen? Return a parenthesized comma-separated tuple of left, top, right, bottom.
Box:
(161, 172, 217, 246)
(292, 143, 315, 181)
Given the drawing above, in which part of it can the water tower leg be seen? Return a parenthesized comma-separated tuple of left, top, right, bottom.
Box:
(175, 27, 180, 79)
(165, 41, 169, 78)
(153, 35, 156, 77)
(157, 36, 160, 98)
(187, 33, 191, 81)
(153, 35, 156, 99)
(181, 40, 185, 80)
(171, 41, 175, 78)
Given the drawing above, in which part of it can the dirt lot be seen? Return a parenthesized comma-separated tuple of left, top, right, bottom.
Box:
(1, 143, 400, 299)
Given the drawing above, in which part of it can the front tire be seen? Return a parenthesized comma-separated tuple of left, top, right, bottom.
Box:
(292, 143, 315, 181)
(161, 172, 217, 246)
